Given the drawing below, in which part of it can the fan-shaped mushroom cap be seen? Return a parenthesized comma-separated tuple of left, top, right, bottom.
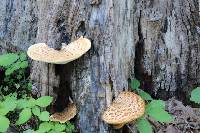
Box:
(27, 36, 91, 64)
(102, 91, 145, 128)
(49, 103, 77, 123)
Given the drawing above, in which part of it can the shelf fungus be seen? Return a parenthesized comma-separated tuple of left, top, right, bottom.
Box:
(102, 91, 145, 129)
(27, 36, 91, 64)
(50, 102, 77, 123)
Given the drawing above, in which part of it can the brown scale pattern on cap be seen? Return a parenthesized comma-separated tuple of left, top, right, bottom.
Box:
(102, 91, 145, 125)
(49, 103, 77, 123)
(27, 36, 91, 64)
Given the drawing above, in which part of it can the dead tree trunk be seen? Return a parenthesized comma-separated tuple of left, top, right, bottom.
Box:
(134, 0, 200, 102)
(0, 0, 199, 132)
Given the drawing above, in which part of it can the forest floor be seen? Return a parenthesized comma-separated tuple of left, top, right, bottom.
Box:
(153, 98, 200, 133)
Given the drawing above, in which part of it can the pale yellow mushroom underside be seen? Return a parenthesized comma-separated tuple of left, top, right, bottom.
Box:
(27, 36, 91, 64)
(102, 91, 145, 125)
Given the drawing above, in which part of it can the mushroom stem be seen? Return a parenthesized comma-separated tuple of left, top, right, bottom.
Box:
(113, 124, 124, 129)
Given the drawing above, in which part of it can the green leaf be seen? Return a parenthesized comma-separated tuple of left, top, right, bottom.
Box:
(54, 123, 66, 132)
(0, 53, 19, 67)
(0, 102, 9, 115)
(23, 129, 36, 133)
(190, 87, 200, 104)
(11, 92, 18, 98)
(17, 99, 28, 109)
(38, 111, 50, 121)
(147, 108, 173, 123)
(131, 79, 140, 90)
(32, 106, 40, 116)
(3, 96, 17, 111)
(36, 96, 53, 107)
(16, 108, 32, 125)
(19, 61, 28, 69)
(19, 53, 27, 61)
(5, 61, 21, 75)
(0, 115, 10, 132)
(66, 122, 75, 132)
(49, 130, 56, 133)
(23, 129, 35, 133)
(137, 89, 153, 101)
(27, 83, 32, 91)
(136, 118, 152, 133)
(38, 122, 52, 133)
(0, 107, 9, 116)
(27, 98, 36, 108)
(145, 100, 165, 113)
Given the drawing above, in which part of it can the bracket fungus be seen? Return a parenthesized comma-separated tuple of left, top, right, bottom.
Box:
(27, 36, 91, 64)
(27, 37, 91, 123)
(102, 91, 145, 129)
(49, 102, 77, 123)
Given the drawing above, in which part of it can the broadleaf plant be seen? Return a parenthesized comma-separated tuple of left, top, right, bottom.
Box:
(131, 79, 140, 90)
(0, 52, 76, 133)
(0, 53, 19, 67)
(36, 96, 53, 107)
(190, 87, 200, 112)
(16, 108, 32, 125)
(131, 79, 174, 133)
(136, 118, 152, 133)
(23, 121, 76, 133)
(0, 115, 10, 132)
(190, 87, 200, 104)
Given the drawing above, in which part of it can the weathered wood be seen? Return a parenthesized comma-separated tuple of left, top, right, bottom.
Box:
(134, 0, 200, 101)
(0, 0, 135, 132)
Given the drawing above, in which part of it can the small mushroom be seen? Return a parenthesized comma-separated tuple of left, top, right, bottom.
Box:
(49, 102, 77, 123)
(102, 91, 145, 129)
(27, 36, 91, 64)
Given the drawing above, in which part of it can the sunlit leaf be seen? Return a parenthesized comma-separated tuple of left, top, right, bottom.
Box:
(17, 99, 28, 109)
(32, 106, 40, 116)
(16, 108, 32, 125)
(147, 108, 173, 123)
(137, 89, 153, 101)
(2, 96, 17, 112)
(36, 96, 53, 107)
(0, 53, 19, 67)
(38, 122, 52, 133)
(190, 87, 200, 104)
(19, 53, 27, 61)
(0, 115, 10, 132)
(19, 61, 28, 69)
(145, 100, 165, 113)
(54, 123, 66, 132)
(38, 111, 49, 121)
(27, 98, 36, 108)
(136, 118, 152, 133)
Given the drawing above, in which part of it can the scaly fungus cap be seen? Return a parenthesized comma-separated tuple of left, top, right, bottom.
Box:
(27, 36, 91, 64)
(102, 91, 145, 128)
(49, 103, 77, 123)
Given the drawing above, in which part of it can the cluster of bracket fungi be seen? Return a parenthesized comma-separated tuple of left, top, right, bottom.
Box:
(27, 36, 145, 129)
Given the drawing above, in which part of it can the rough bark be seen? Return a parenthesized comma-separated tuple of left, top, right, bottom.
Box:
(134, 0, 200, 101)
(0, 0, 199, 132)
